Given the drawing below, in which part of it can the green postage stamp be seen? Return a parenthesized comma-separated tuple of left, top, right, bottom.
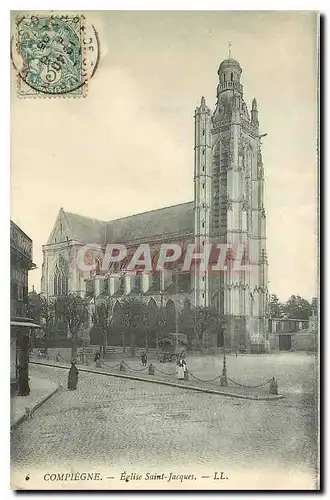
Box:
(12, 13, 99, 97)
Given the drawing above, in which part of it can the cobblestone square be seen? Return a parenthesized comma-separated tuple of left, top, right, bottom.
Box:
(11, 352, 318, 489)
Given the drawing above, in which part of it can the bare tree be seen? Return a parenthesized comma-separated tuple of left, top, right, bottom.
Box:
(192, 307, 222, 351)
(92, 297, 113, 355)
(28, 292, 55, 353)
(120, 298, 147, 357)
(55, 294, 89, 360)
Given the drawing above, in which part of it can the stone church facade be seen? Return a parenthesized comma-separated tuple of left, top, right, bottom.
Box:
(41, 56, 269, 352)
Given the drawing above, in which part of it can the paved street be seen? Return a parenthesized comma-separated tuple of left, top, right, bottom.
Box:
(11, 352, 317, 487)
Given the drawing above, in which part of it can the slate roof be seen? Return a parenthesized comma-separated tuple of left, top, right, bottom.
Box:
(63, 201, 194, 245)
(105, 202, 194, 243)
(64, 211, 106, 245)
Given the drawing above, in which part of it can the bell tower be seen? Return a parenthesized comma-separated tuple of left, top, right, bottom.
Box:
(209, 52, 269, 352)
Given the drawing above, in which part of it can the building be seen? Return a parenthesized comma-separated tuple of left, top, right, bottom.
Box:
(10, 220, 38, 393)
(268, 315, 317, 352)
(268, 317, 309, 351)
(41, 55, 269, 352)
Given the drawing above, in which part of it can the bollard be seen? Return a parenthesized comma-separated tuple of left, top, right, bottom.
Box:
(55, 354, 60, 363)
(148, 364, 155, 375)
(269, 377, 278, 395)
(119, 361, 126, 372)
(184, 369, 189, 380)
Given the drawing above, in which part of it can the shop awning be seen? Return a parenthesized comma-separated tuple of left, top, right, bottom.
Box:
(10, 321, 41, 328)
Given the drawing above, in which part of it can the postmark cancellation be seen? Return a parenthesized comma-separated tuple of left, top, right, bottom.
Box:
(12, 13, 99, 98)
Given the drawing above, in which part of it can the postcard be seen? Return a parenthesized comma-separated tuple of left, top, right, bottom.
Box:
(10, 10, 319, 491)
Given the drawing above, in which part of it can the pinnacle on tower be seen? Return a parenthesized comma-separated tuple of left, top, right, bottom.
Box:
(251, 97, 259, 126)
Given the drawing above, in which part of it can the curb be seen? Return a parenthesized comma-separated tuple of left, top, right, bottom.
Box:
(30, 360, 284, 401)
(10, 385, 61, 431)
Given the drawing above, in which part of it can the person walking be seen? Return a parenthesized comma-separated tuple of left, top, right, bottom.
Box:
(67, 361, 79, 390)
(94, 351, 101, 367)
(177, 358, 185, 380)
(141, 351, 147, 367)
(182, 358, 189, 380)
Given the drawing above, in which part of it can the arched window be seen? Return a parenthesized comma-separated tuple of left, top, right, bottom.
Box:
(113, 300, 122, 329)
(166, 299, 176, 331)
(53, 256, 68, 296)
(213, 290, 223, 314)
(231, 72, 233, 82)
(147, 298, 158, 328)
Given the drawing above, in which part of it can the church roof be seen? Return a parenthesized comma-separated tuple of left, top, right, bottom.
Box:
(62, 201, 194, 245)
(64, 211, 106, 245)
(105, 201, 194, 243)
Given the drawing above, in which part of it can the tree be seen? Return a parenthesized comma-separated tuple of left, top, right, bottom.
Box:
(179, 301, 195, 348)
(120, 298, 147, 357)
(268, 293, 285, 318)
(92, 297, 113, 354)
(283, 295, 312, 320)
(146, 303, 157, 351)
(55, 294, 89, 360)
(156, 305, 167, 348)
(27, 289, 42, 323)
(192, 307, 221, 350)
(28, 292, 55, 349)
(311, 296, 318, 316)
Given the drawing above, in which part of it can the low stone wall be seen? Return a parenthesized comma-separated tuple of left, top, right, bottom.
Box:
(268, 332, 317, 352)
(292, 332, 317, 352)
(32, 345, 159, 361)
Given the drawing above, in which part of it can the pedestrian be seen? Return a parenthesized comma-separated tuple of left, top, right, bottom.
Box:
(94, 351, 101, 367)
(67, 361, 79, 390)
(182, 358, 189, 380)
(177, 358, 185, 380)
(141, 351, 147, 367)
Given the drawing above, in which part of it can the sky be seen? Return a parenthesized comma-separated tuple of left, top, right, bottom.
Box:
(11, 10, 318, 301)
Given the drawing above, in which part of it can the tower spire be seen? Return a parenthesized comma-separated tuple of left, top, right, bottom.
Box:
(228, 41, 232, 59)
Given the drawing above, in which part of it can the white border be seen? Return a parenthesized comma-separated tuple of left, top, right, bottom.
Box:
(2, 3, 325, 499)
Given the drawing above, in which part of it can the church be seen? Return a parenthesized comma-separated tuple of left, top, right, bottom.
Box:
(41, 55, 269, 353)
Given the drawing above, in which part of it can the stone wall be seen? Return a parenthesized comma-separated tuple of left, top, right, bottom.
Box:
(292, 332, 317, 352)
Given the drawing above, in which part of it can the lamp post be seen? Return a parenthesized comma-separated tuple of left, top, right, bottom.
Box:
(220, 320, 228, 387)
(158, 270, 166, 351)
(175, 269, 179, 353)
